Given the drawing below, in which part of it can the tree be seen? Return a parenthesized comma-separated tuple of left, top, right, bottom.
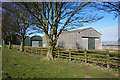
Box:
(2, 2, 32, 51)
(2, 11, 18, 49)
(19, 2, 103, 60)
(92, 2, 120, 18)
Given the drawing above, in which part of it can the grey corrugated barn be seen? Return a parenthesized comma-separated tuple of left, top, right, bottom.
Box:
(42, 27, 102, 50)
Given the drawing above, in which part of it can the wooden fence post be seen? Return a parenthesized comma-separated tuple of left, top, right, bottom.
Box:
(40, 47, 42, 55)
(15, 45, 16, 50)
(41, 47, 43, 55)
(31, 47, 32, 53)
(116, 54, 119, 72)
(24, 46, 25, 52)
(14, 45, 16, 50)
(69, 49, 71, 61)
(29, 46, 31, 53)
(11, 44, 13, 49)
(84, 49, 87, 63)
(28, 46, 29, 52)
(58, 48, 59, 58)
(116, 64, 118, 73)
(27, 46, 28, 52)
(106, 50, 110, 68)
(36, 47, 37, 54)
(11, 45, 13, 49)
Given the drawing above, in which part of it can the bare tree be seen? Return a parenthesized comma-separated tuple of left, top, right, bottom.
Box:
(92, 2, 120, 18)
(2, 2, 32, 51)
(2, 11, 18, 49)
(18, 2, 103, 60)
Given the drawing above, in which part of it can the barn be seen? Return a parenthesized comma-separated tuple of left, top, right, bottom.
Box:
(30, 36, 42, 47)
(5, 35, 42, 47)
(43, 27, 102, 50)
(24, 36, 42, 47)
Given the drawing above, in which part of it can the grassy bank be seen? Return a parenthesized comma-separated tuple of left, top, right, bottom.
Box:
(2, 48, 118, 78)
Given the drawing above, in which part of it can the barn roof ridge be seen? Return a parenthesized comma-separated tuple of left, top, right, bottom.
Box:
(42, 27, 102, 37)
(61, 27, 102, 35)
(30, 35, 42, 38)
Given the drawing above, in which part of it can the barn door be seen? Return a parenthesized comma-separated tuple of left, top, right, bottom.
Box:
(88, 37, 95, 50)
(32, 41, 39, 47)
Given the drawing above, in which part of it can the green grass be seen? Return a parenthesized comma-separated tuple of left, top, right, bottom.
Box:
(2, 48, 118, 78)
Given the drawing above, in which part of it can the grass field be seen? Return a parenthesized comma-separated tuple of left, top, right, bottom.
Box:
(2, 48, 118, 78)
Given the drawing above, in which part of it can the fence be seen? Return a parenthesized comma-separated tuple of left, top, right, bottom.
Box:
(54, 48, 120, 71)
(102, 45, 120, 50)
(5, 45, 120, 72)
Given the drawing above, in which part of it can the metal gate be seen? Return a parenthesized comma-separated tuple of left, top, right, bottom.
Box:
(88, 37, 95, 50)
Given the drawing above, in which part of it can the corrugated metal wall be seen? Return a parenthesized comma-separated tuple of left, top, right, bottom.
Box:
(24, 37, 31, 46)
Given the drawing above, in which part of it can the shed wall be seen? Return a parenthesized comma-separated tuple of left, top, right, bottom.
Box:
(24, 37, 31, 46)
(43, 28, 102, 50)
(81, 38, 88, 49)
(57, 32, 77, 49)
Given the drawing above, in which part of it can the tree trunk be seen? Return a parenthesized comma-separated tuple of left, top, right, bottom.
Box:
(8, 41, 11, 49)
(46, 34, 54, 60)
(20, 38, 24, 52)
(47, 45, 53, 60)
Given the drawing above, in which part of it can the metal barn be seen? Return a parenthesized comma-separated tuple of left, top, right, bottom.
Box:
(24, 36, 42, 47)
(30, 36, 42, 47)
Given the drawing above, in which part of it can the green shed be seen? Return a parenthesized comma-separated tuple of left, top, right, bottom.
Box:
(30, 36, 42, 47)
(24, 37, 31, 46)
(24, 35, 42, 47)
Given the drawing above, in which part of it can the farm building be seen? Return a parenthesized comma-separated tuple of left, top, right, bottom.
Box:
(3, 35, 42, 47)
(30, 36, 42, 47)
(43, 27, 102, 50)
(24, 35, 42, 47)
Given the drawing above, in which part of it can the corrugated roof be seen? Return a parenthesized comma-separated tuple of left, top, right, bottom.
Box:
(61, 27, 102, 35)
